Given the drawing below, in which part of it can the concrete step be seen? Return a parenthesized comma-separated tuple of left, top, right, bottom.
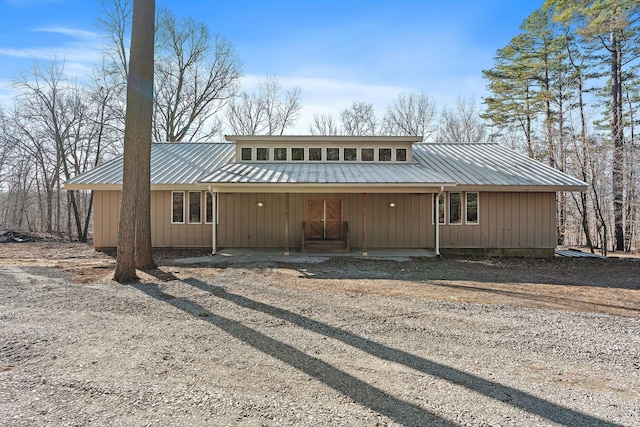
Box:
(302, 240, 349, 253)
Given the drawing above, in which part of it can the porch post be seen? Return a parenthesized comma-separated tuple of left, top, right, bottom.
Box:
(209, 189, 218, 255)
(435, 187, 443, 256)
(284, 192, 290, 256)
(362, 193, 368, 256)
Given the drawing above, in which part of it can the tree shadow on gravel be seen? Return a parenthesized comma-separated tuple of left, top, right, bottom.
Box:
(133, 281, 456, 427)
(422, 281, 640, 317)
(176, 277, 622, 427)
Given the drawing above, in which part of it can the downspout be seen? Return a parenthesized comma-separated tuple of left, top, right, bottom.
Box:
(435, 186, 444, 257)
(209, 187, 218, 255)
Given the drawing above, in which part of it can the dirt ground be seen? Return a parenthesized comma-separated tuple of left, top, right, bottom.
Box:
(1, 242, 639, 426)
(0, 242, 638, 318)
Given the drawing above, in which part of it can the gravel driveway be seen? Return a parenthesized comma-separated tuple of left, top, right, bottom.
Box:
(1, 251, 639, 426)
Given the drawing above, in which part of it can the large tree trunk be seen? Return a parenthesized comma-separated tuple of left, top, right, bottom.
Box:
(114, 0, 155, 283)
(610, 32, 625, 252)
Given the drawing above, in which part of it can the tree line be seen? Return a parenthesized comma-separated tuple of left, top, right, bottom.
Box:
(483, 1, 640, 254)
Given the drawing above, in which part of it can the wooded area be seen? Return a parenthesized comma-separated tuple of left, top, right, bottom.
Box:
(0, 1, 638, 253)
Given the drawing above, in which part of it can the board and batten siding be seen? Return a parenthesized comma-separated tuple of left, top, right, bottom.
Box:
(216, 193, 433, 249)
(92, 190, 556, 251)
(93, 190, 213, 249)
(439, 192, 556, 250)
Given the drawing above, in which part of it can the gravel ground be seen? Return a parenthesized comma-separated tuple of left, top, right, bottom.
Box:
(0, 246, 639, 426)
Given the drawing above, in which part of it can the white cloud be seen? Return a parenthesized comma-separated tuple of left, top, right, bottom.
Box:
(0, 26, 103, 81)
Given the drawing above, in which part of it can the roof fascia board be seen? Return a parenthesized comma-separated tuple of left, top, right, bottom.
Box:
(225, 135, 422, 143)
(206, 183, 456, 193)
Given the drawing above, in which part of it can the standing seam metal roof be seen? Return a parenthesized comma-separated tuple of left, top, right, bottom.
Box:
(65, 141, 587, 190)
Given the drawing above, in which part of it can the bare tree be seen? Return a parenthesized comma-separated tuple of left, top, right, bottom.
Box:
(154, 11, 242, 141)
(437, 96, 488, 142)
(382, 92, 437, 140)
(340, 101, 378, 136)
(226, 75, 301, 135)
(309, 113, 340, 135)
(96, 0, 132, 82)
(114, 0, 155, 282)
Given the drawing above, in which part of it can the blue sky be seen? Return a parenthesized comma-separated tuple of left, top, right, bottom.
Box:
(0, 0, 543, 132)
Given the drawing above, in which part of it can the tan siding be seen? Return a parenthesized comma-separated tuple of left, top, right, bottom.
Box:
(93, 190, 120, 249)
(440, 192, 557, 250)
(92, 189, 557, 251)
(216, 192, 432, 249)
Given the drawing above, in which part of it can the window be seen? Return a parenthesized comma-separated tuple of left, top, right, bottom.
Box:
(309, 147, 322, 161)
(362, 148, 374, 161)
(449, 192, 462, 224)
(396, 148, 407, 162)
(344, 147, 357, 161)
(292, 147, 304, 161)
(326, 147, 339, 161)
(188, 191, 201, 223)
(434, 193, 445, 224)
(379, 148, 392, 161)
(256, 147, 269, 161)
(241, 147, 252, 161)
(205, 192, 214, 223)
(466, 192, 479, 224)
(274, 147, 287, 161)
(172, 191, 185, 224)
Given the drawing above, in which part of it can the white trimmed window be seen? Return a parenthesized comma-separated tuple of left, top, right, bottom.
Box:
(344, 147, 357, 161)
(292, 147, 305, 161)
(241, 147, 252, 161)
(188, 191, 201, 224)
(449, 192, 462, 224)
(172, 191, 185, 224)
(274, 147, 287, 161)
(309, 147, 322, 161)
(256, 147, 269, 161)
(361, 148, 374, 161)
(466, 192, 479, 224)
(379, 148, 392, 161)
(205, 192, 214, 224)
(433, 193, 446, 224)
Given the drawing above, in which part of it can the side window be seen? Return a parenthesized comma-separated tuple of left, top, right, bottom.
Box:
(361, 148, 374, 162)
(434, 193, 446, 224)
(241, 147, 252, 161)
(466, 192, 479, 224)
(188, 191, 201, 223)
(395, 148, 407, 162)
(449, 192, 462, 224)
(274, 147, 287, 161)
(172, 191, 185, 224)
(205, 192, 213, 224)
(309, 147, 322, 161)
(379, 148, 392, 161)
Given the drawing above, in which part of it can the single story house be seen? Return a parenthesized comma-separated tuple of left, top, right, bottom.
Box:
(65, 135, 588, 257)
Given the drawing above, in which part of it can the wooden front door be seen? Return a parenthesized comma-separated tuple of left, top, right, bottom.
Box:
(306, 199, 342, 240)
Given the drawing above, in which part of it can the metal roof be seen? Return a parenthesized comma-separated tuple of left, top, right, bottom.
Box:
(65, 143, 234, 188)
(200, 161, 449, 185)
(412, 143, 588, 189)
(65, 141, 587, 191)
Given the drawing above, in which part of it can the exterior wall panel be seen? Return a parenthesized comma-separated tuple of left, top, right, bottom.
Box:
(91, 190, 557, 252)
(439, 192, 557, 250)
